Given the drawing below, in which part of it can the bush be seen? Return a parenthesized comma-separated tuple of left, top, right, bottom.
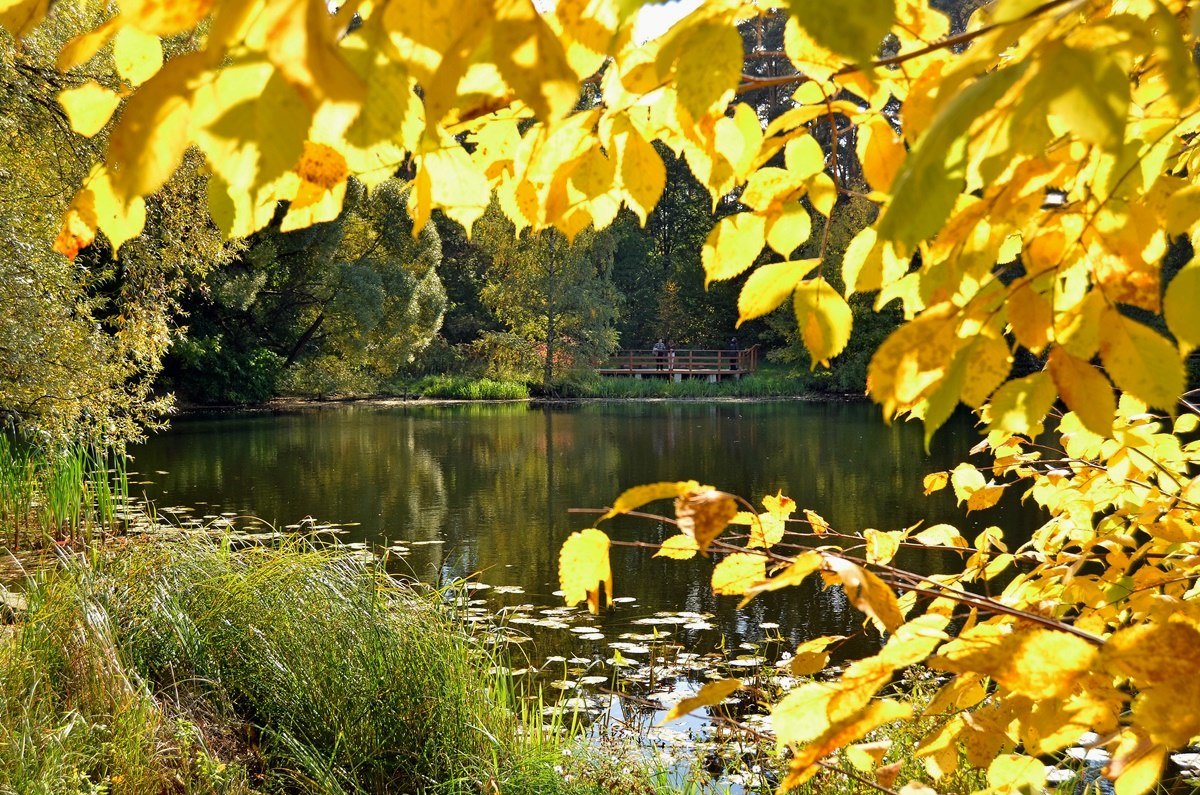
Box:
(169, 337, 282, 404)
(0, 541, 570, 794)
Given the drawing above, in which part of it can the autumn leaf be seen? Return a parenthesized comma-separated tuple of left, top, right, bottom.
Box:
(660, 678, 741, 724)
(58, 81, 122, 137)
(701, 212, 767, 285)
(711, 552, 767, 595)
(558, 528, 612, 614)
(675, 488, 738, 554)
(793, 277, 852, 367)
(823, 555, 905, 633)
(602, 481, 698, 520)
(654, 534, 698, 560)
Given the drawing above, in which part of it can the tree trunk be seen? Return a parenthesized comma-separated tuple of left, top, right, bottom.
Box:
(285, 312, 325, 367)
(543, 233, 557, 392)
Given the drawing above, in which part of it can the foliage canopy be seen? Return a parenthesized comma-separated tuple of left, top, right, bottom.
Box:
(10, 0, 1200, 790)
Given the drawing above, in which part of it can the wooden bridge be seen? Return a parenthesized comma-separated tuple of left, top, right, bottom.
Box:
(596, 345, 759, 381)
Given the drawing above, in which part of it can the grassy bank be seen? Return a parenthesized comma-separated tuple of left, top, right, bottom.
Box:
(0, 540, 606, 794)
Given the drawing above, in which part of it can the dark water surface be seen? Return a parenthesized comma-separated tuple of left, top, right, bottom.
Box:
(130, 400, 1043, 659)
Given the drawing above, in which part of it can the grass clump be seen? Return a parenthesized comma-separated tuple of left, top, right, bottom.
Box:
(399, 374, 530, 400)
(0, 540, 574, 794)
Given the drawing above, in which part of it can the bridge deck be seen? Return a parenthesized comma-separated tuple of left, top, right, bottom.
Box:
(597, 346, 758, 379)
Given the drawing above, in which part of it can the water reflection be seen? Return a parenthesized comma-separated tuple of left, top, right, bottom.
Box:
(131, 400, 1043, 655)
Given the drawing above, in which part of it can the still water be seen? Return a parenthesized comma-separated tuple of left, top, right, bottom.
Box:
(130, 400, 1042, 660)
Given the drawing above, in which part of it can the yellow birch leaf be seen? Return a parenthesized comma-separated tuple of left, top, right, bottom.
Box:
(1056, 289, 1104, 360)
(112, 25, 162, 86)
(737, 260, 816, 326)
(805, 508, 831, 535)
(1099, 308, 1185, 412)
(959, 334, 1012, 408)
(105, 51, 207, 202)
(417, 142, 491, 233)
(0, 0, 48, 38)
(260, 0, 364, 107)
(675, 489, 738, 554)
(53, 188, 98, 261)
(765, 203, 812, 257)
(845, 740, 892, 772)
(858, 116, 905, 193)
(672, 22, 742, 120)
(807, 171, 837, 217)
(57, 16, 122, 71)
(493, 0, 578, 122)
(712, 552, 767, 595)
(984, 371, 1057, 437)
(785, 134, 827, 180)
(1043, 46, 1128, 150)
(701, 212, 767, 284)
(913, 524, 966, 548)
(865, 529, 902, 565)
(867, 304, 959, 420)
(1101, 620, 1200, 686)
(746, 512, 787, 549)
(787, 634, 843, 675)
(1165, 185, 1200, 235)
(950, 463, 985, 503)
(932, 625, 1097, 700)
(1106, 734, 1166, 795)
(824, 555, 905, 633)
(784, 0, 896, 66)
(1007, 282, 1053, 354)
(781, 700, 913, 790)
(1164, 260, 1200, 354)
(603, 481, 697, 520)
(1048, 347, 1114, 437)
(922, 472, 948, 495)
(875, 762, 902, 790)
(610, 117, 665, 226)
(58, 80, 122, 137)
(660, 678, 741, 724)
(987, 754, 1046, 793)
(122, 0, 212, 35)
(966, 484, 1005, 512)
(739, 550, 823, 606)
(88, 165, 145, 253)
(558, 528, 612, 614)
(793, 276, 852, 367)
(782, 15, 843, 82)
(655, 534, 698, 560)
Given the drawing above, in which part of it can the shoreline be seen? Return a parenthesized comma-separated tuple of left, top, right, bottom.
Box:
(173, 390, 871, 415)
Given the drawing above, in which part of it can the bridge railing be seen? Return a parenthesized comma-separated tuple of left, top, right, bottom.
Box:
(597, 345, 759, 374)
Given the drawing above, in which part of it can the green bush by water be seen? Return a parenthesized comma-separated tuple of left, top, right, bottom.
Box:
(0, 541, 583, 794)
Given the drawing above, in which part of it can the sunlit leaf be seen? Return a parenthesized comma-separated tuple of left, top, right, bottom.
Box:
(793, 276, 852, 367)
(559, 528, 612, 614)
(603, 481, 698, 520)
(823, 555, 905, 633)
(660, 678, 741, 724)
(711, 552, 767, 595)
(654, 534, 698, 560)
(675, 489, 738, 554)
(58, 80, 122, 137)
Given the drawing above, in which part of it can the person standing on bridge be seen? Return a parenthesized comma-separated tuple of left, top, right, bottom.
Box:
(667, 340, 676, 371)
(728, 336, 739, 370)
(653, 338, 666, 370)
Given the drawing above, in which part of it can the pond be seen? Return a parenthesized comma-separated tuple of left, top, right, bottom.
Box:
(130, 399, 1044, 665)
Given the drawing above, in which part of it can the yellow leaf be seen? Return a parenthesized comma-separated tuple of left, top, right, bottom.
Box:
(987, 754, 1046, 793)
(610, 117, 665, 226)
(672, 22, 742, 119)
(781, 699, 913, 790)
(788, 634, 843, 675)
(58, 80, 122, 137)
(737, 260, 816, 325)
(675, 489, 738, 554)
(782, 16, 843, 82)
(122, 0, 212, 35)
(867, 304, 959, 420)
(807, 171, 837, 217)
(53, 189, 98, 261)
(785, 134, 827, 180)
(865, 529, 902, 565)
(984, 371, 1057, 437)
(913, 524, 966, 549)
(711, 552, 767, 596)
(824, 555, 905, 633)
(845, 740, 891, 772)
(702, 212, 767, 284)
(112, 25, 162, 86)
(1048, 348, 1114, 437)
(105, 51, 208, 202)
(765, 204, 812, 257)
(932, 625, 1098, 700)
(1056, 289, 1105, 360)
(1165, 185, 1200, 236)
(739, 550, 823, 606)
(1164, 260, 1200, 354)
(1105, 731, 1167, 795)
(558, 528, 612, 614)
(415, 141, 491, 233)
(0, 0, 48, 38)
(655, 534, 698, 560)
(804, 508, 831, 535)
(260, 0, 364, 108)
(793, 276, 852, 367)
(1102, 620, 1200, 687)
(959, 334, 1012, 408)
(858, 116, 905, 193)
(603, 481, 697, 520)
(746, 512, 787, 550)
(784, 0, 896, 66)
(88, 165, 145, 253)
(922, 472, 948, 495)
(1007, 282, 1053, 354)
(1041, 46, 1128, 149)
(1098, 307, 1185, 412)
(660, 678, 741, 724)
(494, 0, 578, 122)
(57, 16, 122, 71)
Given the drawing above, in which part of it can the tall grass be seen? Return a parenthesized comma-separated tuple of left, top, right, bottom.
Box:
(0, 540, 584, 794)
(0, 436, 130, 549)
(572, 369, 811, 399)
(397, 374, 531, 400)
